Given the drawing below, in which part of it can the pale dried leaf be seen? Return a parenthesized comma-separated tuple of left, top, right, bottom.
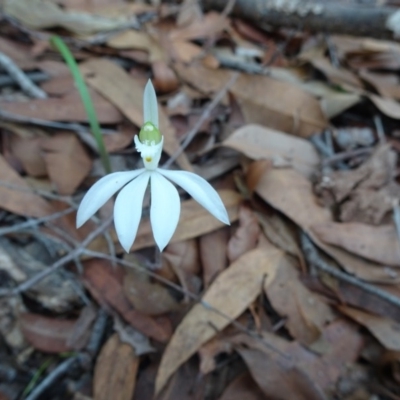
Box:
(238, 347, 327, 400)
(175, 64, 328, 137)
(227, 205, 260, 262)
(155, 247, 283, 394)
(20, 313, 76, 353)
(199, 227, 229, 288)
(93, 334, 139, 400)
(0, 89, 122, 123)
(256, 168, 397, 282)
(223, 124, 320, 178)
(265, 256, 335, 345)
(339, 305, 400, 351)
(5, 0, 130, 35)
(312, 222, 400, 267)
(0, 154, 53, 218)
(41, 133, 92, 195)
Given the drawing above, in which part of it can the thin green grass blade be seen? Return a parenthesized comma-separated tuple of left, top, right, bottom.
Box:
(50, 35, 112, 174)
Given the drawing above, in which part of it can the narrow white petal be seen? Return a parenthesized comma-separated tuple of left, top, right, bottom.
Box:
(157, 169, 230, 225)
(114, 171, 150, 252)
(150, 172, 180, 251)
(143, 79, 159, 128)
(76, 169, 145, 228)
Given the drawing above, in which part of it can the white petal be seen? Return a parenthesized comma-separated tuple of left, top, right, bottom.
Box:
(76, 169, 145, 228)
(114, 171, 150, 252)
(143, 79, 159, 128)
(150, 172, 180, 251)
(157, 169, 230, 225)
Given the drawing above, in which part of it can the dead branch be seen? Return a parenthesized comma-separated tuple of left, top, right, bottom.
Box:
(300, 232, 400, 310)
(203, 0, 400, 39)
(0, 51, 47, 98)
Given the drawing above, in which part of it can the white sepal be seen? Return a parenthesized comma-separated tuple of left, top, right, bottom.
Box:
(76, 169, 145, 228)
(114, 171, 150, 252)
(143, 79, 159, 128)
(150, 172, 180, 251)
(158, 169, 230, 225)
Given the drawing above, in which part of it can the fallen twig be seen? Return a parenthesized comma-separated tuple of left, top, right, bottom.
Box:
(203, 0, 400, 39)
(0, 216, 113, 297)
(0, 71, 49, 88)
(162, 72, 239, 169)
(0, 51, 47, 99)
(0, 207, 74, 236)
(24, 355, 81, 400)
(0, 109, 116, 153)
(301, 231, 400, 309)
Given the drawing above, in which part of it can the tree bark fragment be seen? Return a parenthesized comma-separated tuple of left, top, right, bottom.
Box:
(203, 0, 400, 39)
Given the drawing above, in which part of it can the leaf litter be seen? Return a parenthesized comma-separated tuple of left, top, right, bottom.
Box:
(2, 1, 400, 399)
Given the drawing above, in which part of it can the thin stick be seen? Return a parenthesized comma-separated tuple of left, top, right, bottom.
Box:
(0, 71, 49, 88)
(24, 356, 80, 400)
(0, 207, 74, 236)
(162, 72, 239, 169)
(0, 216, 112, 297)
(301, 232, 400, 309)
(0, 51, 47, 99)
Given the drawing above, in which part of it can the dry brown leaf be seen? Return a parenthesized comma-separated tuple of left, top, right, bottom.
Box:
(80, 59, 192, 171)
(133, 190, 241, 250)
(322, 144, 399, 224)
(218, 373, 265, 400)
(106, 30, 164, 62)
(245, 160, 272, 194)
(231, 318, 363, 392)
(9, 133, 47, 177)
(176, 0, 203, 27)
(304, 56, 363, 89)
(82, 259, 172, 342)
(312, 222, 400, 267)
(0, 154, 53, 218)
(223, 124, 320, 178)
(4, 0, 130, 35)
(158, 358, 203, 400)
(339, 305, 400, 351)
(368, 94, 400, 120)
(265, 256, 335, 345)
(19, 313, 77, 353)
(169, 40, 204, 63)
(163, 239, 200, 296)
(93, 334, 139, 400)
(41, 132, 92, 195)
(237, 347, 327, 400)
(227, 205, 260, 262)
(175, 64, 327, 137)
(103, 124, 135, 153)
(152, 60, 179, 94)
(0, 89, 122, 124)
(359, 69, 400, 100)
(123, 265, 180, 316)
(256, 212, 305, 269)
(199, 226, 229, 288)
(256, 168, 397, 283)
(155, 247, 283, 394)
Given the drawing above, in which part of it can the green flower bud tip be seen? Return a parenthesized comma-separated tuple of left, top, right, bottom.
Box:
(139, 121, 162, 144)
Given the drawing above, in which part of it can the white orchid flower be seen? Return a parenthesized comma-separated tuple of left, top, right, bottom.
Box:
(76, 80, 230, 252)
